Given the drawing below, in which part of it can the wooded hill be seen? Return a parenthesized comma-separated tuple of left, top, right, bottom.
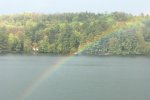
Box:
(0, 12, 150, 55)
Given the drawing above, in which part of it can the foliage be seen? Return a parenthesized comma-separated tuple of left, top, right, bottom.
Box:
(0, 12, 150, 55)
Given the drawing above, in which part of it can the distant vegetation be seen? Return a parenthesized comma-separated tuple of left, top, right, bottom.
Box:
(0, 12, 150, 55)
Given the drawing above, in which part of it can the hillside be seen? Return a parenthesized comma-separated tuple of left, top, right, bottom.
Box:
(0, 12, 150, 55)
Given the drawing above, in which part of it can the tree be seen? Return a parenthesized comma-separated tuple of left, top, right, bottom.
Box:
(0, 28, 8, 53)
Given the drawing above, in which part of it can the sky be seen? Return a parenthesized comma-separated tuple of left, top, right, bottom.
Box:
(0, 0, 150, 15)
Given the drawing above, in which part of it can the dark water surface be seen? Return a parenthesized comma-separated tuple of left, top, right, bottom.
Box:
(0, 55, 150, 100)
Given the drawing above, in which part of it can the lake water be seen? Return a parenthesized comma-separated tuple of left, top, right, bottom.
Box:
(0, 55, 150, 100)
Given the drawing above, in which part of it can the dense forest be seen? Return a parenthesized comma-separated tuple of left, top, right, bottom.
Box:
(0, 12, 150, 55)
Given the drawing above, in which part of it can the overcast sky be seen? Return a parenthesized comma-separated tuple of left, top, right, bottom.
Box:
(0, 0, 150, 15)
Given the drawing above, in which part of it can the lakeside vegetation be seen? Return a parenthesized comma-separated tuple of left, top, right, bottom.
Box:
(0, 12, 150, 55)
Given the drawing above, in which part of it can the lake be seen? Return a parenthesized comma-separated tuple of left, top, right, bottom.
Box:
(0, 55, 150, 100)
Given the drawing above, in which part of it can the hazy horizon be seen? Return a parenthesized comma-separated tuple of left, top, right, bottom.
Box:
(0, 0, 150, 15)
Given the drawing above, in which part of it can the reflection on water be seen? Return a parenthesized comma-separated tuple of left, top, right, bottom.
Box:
(0, 55, 150, 100)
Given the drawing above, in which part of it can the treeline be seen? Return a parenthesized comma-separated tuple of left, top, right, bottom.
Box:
(0, 12, 150, 55)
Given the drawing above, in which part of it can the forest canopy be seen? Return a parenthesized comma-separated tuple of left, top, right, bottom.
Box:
(0, 12, 150, 55)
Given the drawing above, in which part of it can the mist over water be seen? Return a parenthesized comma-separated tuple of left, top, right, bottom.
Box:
(0, 55, 150, 100)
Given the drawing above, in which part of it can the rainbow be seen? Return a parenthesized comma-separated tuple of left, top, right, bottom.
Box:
(18, 18, 142, 100)
(18, 56, 73, 100)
